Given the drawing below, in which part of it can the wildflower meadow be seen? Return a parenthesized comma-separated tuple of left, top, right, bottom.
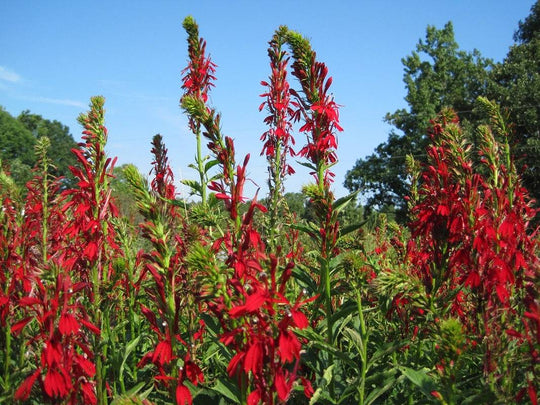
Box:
(1, 17, 538, 405)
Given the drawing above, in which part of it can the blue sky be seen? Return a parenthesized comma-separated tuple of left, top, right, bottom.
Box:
(0, 1, 534, 199)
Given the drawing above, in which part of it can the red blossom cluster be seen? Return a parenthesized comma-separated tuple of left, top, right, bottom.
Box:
(409, 108, 538, 315)
(132, 135, 205, 405)
(289, 53, 342, 180)
(180, 16, 216, 106)
(406, 105, 539, 401)
(179, 21, 316, 403)
(62, 101, 120, 292)
(14, 274, 99, 404)
(259, 34, 296, 178)
(214, 205, 314, 403)
(8, 98, 121, 403)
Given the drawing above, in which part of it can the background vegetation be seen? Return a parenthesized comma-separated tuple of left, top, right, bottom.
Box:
(0, 3, 538, 405)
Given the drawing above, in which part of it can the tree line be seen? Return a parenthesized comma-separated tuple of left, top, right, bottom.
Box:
(0, 108, 77, 189)
(2, 1, 539, 224)
(344, 1, 540, 222)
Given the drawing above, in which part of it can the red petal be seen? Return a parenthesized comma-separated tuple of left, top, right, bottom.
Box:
(291, 310, 308, 329)
(44, 368, 70, 398)
(279, 330, 300, 363)
(59, 313, 80, 335)
(301, 376, 314, 398)
(81, 381, 97, 405)
(176, 384, 193, 405)
(528, 379, 538, 405)
(245, 291, 266, 312)
(275, 369, 291, 400)
(244, 342, 263, 374)
(14, 369, 41, 401)
(11, 317, 33, 336)
(227, 352, 244, 377)
(153, 340, 173, 366)
(80, 318, 101, 335)
(185, 361, 204, 386)
(75, 354, 96, 377)
(247, 389, 261, 405)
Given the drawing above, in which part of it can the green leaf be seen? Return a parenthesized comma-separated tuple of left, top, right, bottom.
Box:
(204, 159, 220, 173)
(182, 179, 202, 194)
(113, 381, 153, 401)
(399, 366, 439, 400)
(211, 379, 240, 404)
(299, 328, 356, 367)
(208, 173, 222, 182)
(364, 369, 399, 405)
(330, 302, 357, 333)
(291, 221, 320, 237)
(332, 190, 358, 213)
(309, 364, 337, 405)
(119, 335, 141, 381)
(328, 254, 344, 272)
(338, 220, 367, 239)
(342, 326, 365, 361)
(160, 196, 189, 208)
(297, 160, 317, 172)
(292, 264, 319, 293)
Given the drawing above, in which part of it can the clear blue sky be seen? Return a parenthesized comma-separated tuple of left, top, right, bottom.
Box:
(0, 1, 534, 199)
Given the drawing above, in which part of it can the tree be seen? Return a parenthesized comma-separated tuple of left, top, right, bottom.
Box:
(344, 22, 492, 221)
(17, 111, 78, 185)
(0, 107, 79, 190)
(489, 0, 540, 208)
(0, 107, 36, 187)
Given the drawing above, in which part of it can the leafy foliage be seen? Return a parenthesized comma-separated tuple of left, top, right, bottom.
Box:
(345, 5, 540, 224)
(488, 0, 540, 212)
(0, 108, 78, 190)
(0, 14, 538, 405)
(344, 22, 492, 221)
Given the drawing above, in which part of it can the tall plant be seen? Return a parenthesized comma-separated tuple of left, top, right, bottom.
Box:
(397, 98, 539, 403)
(125, 135, 205, 405)
(62, 96, 123, 404)
(180, 18, 313, 404)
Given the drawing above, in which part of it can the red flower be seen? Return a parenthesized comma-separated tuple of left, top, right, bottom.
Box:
(243, 341, 263, 374)
(275, 369, 293, 401)
(14, 369, 41, 401)
(176, 384, 193, 405)
(44, 368, 71, 399)
(152, 339, 173, 367)
(59, 312, 80, 335)
(278, 329, 301, 363)
(181, 16, 217, 130)
(247, 389, 262, 405)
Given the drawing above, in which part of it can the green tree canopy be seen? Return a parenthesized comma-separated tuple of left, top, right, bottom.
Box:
(0, 107, 78, 189)
(17, 110, 78, 183)
(0, 107, 36, 187)
(344, 22, 492, 221)
(489, 0, 540, 206)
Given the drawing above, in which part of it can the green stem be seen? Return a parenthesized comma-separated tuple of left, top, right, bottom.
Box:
(195, 127, 207, 207)
(356, 287, 368, 405)
(322, 256, 335, 398)
(94, 312, 107, 405)
(268, 142, 283, 248)
(239, 373, 248, 405)
(3, 323, 11, 391)
(41, 168, 49, 261)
